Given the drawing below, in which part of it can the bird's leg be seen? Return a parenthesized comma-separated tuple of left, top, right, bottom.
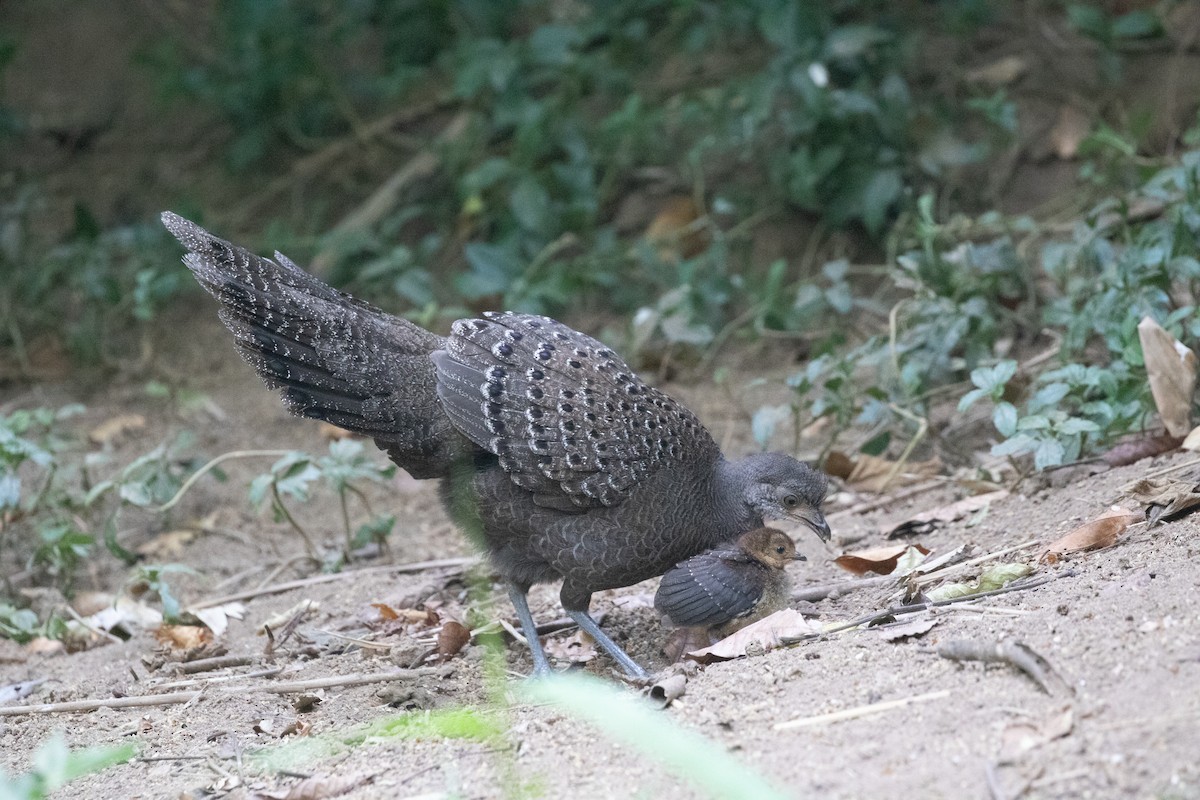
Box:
(507, 582, 553, 677)
(566, 609, 648, 680)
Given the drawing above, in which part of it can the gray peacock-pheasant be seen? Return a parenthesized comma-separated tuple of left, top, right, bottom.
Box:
(162, 212, 831, 678)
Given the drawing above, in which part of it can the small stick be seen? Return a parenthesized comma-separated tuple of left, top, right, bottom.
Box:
(258, 667, 450, 694)
(191, 557, 474, 609)
(0, 667, 453, 716)
(173, 655, 254, 675)
(311, 629, 392, 651)
(936, 639, 1071, 695)
(912, 539, 1041, 586)
(773, 689, 950, 730)
(153, 667, 283, 691)
(0, 691, 203, 716)
(64, 605, 123, 645)
(782, 570, 1074, 644)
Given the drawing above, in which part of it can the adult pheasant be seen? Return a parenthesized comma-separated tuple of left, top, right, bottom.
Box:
(163, 212, 830, 677)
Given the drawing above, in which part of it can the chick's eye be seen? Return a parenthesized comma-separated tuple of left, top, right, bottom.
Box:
(775, 546, 786, 554)
(783, 494, 799, 508)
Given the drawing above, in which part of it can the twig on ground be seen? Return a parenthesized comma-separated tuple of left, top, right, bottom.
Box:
(935, 638, 1072, 695)
(173, 655, 255, 674)
(0, 667, 454, 716)
(773, 689, 950, 730)
(191, 557, 474, 609)
(153, 667, 283, 692)
(781, 569, 1075, 645)
(63, 605, 123, 645)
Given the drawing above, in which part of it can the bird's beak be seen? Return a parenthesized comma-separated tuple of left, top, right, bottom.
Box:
(792, 553, 807, 561)
(794, 508, 832, 542)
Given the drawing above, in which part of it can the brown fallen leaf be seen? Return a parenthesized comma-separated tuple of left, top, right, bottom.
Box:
(1040, 506, 1143, 563)
(1126, 477, 1200, 525)
(156, 624, 212, 650)
(686, 609, 820, 663)
(1050, 105, 1090, 160)
(644, 195, 709, 262)
(834, 544, 930, 576)
(825, 451, 941, 493)
(885, 490, 1009, 538)
(1102, 433, 1183, 466)
(135, 529, 196, 559)
(251, 773, 375, 800)
(544, 629, 597, 664)
(1138, 316, 1197, 437)
(1000, 706, 1074, 764)
(965, 55, 1027, 86)
(317, 422, 355, 441)
(435, 620, 471, 661)
(88, 413, 147, 445)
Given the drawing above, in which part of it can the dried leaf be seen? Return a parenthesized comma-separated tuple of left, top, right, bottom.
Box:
(965, 55, 1027, 86)
(188, 602, 246, 638)
(0, 678, 45, 705)
(1183, 426, 1200, 451)
(291, 690, 325, 713)
(370, 603, 399, 621)
(88, 413, 146, 445)
(1126, 477, 1200, 525)
(544, 629, 597, 664)
(1139, 317, 1197, 437)
(317, 422, 355, 441)
(156, 624, 212, 650)
(824, 451, 941, 493)
(925, 563, 1033, 601)
(1000, 706, 1074, 764)
(1040, 506, 1143, 562)
(876, 616, 939, 642)
(435, 620, 471, 660)
(251, 773, 374, 800)
(644, 195, 709, 262)
(649, 674, 687, 708)
(885, 491, 1009, 538)
(258, 600, 319, 635)
(135, 529, 196, 559)
(1102, 433, 1183, 466)
(1050, 105, 1090, 160)
(87, 597, 162, 633)
(686, 609, 820, 663)
(835, 544, 931, 576)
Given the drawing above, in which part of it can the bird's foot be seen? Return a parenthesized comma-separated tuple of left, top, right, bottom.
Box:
(566, 609, 649, 680)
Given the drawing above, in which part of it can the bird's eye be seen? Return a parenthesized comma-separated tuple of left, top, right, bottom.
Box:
(775, 546, 786, 554)
(783, 494, 798, 508)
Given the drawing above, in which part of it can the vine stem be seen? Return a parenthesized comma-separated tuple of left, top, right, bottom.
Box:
(148, 449, 293, 514)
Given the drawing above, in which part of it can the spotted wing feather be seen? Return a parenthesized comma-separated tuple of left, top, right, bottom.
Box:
(654, 546, 765, 627)
(432, 311, 719, 509)
(163, 213, 466, 478)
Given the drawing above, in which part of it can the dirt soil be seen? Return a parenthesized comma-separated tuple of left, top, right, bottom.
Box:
(2, 307, 1199, 800)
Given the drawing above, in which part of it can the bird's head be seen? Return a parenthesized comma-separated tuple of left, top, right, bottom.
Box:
(738, 527, 803, 570)
(739, 452, 831, 542)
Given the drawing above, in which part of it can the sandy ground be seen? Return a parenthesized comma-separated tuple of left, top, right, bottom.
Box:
(2, 310, 1198, 800)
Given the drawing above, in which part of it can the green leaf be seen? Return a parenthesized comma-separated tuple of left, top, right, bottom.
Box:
(957, 388, 986, 412)
(509, 177, 552, 232)
(1034, 438, 1066, 469)
(1111, 10, 1161, 39)
(993, 402, 1018, 437)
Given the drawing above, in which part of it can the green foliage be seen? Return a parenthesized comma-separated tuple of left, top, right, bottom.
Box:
(126, 564, 199, 623)
(0, 194, 189, 365)
(776, 150, 1200, 471)
(249, 440, 397, 558)
(0, 734, 136, 800)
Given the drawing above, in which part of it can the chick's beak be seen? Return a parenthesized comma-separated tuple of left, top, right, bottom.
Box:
(792, 552, 807, 561)
(793, 507, 832, 542)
